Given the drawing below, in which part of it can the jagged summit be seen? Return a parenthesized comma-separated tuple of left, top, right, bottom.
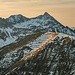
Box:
(6, 14, 29, 24)
(43, 12, 51, 16)
(7, 14, 28, 19)
(8, 14, 23, 17)
(31, 12, 51, 19)
(42, 12, 52, 20)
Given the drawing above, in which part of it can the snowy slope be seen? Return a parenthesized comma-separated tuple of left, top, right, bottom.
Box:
(0, 32, 50, 68)
(6, 14, 29, 24)
(0, 32, 75, 75)
(0, 12, 75, 48)
(12, 12, 75, 37)
(0, 32, 75, 69)
(0, 27, 18, 48)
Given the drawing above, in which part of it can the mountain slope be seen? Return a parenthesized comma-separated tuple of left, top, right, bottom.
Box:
(6, 14, 30, 24)
(0, 32, 75, 75)
(0, 12, 75, 48)
(0, 32, 45, 58)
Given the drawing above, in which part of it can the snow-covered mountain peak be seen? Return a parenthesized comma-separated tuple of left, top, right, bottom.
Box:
(32, 12, 51, 20)
(6, 14, 29, 24)
(43, 12, 52, 19)
(44, 12, 51, 16)
(0, 12, 75, 48)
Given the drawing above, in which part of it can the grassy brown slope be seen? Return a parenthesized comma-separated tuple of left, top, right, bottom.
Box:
(0, 32, 45, 58)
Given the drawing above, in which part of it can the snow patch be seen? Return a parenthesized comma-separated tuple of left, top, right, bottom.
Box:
(0, 36, 17, 48)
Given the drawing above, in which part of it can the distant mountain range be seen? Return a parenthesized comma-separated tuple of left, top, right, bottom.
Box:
(0, 12, 75, 48)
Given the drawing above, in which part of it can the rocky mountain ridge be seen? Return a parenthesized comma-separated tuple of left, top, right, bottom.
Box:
(0, 12, 75, 48)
